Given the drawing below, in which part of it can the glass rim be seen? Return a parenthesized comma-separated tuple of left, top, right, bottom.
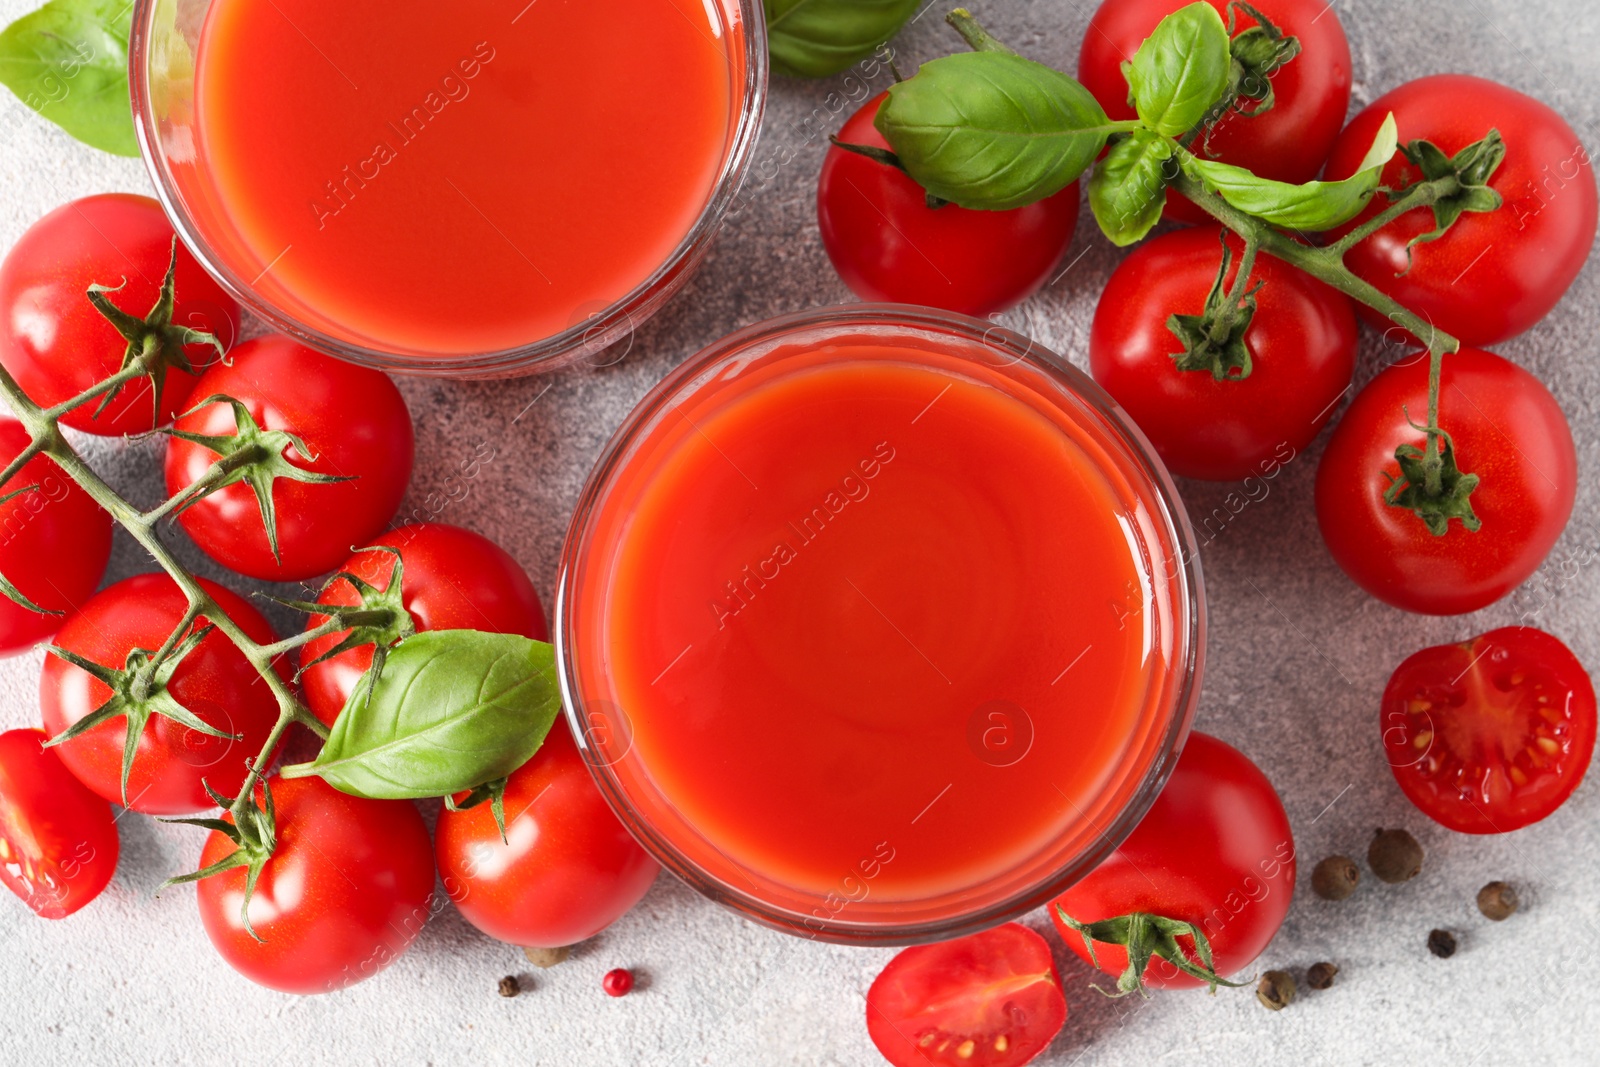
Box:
(126, 0, 769, 378)
(554, 303, 1207, 945)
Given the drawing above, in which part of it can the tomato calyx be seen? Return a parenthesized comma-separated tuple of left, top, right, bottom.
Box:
(443, 774, 510, 843)
(1189, 2, 1302, 153)
(1167, 230, 1264, 380)
(278, 546, 417, 706)
(827, 137, 953, 211)
(1384, 424, 1481, 536)
(83, 239, 228, 428)
(1054, 906, 1246, 997)
(43, 623, 237, 805)
(1391, 131, 1506, 261)
(162, 395, 355, 565)
(164, 780, 279, 942)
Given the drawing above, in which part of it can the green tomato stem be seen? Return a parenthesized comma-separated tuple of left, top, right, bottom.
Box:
(945, 8, 1016, 54)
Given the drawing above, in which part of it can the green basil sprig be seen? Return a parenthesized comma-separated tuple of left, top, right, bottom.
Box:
(281, 629, 562, 799)
(1181, 113, 1398, 230)
(1088, 130, 1174, 246)
(765, 0, 919, 79)
(0, 0, 137, 156)
(1125, 1, 1232, 137)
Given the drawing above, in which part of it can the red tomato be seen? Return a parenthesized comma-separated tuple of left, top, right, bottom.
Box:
(40, 574, 283, 815)
(819, 93, 1079, 316)
(164, 335, 414, 581)
(0, 194, 239, 435)
(435, 721, 658, 949)
(0, 728, 119, 918)
(1382, 627, 1595, 834)
(1078, 0, 1351, 224)
(1324, 75, 1597, 348)
(1051, 732, 1295, 990)
(866, 923, 1067, 1067)
(1315, 348, 1576, 615)
(1089, 226, 1357, 481)
(195, 776, 435, 994)
(299, 523, 548, 728)
(0, 418, 113, 656)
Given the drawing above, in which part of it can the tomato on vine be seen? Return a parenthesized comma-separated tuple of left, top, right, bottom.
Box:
(1089, 225, 1357, 481)
(1382, 627, 1595, 834)
(163, 335, 415, 582)
(1324, 74, 1597, 348)
(0, 728, 119, 919)
(0, 194, 238, 436)
(1315, 348, 1576, 616)
(40, 574, 284, 815)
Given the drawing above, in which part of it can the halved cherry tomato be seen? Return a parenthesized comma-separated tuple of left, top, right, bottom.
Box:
(0, 728, 119, 918)
(866, 922, 1067, 1067)
(1382, 627, 1596, 834)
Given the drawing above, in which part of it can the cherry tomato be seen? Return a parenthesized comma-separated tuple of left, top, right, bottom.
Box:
(1382, 627, 1595, 834)
(299, 523, 548, 728)
(1324, 75, 1598, 348)
(0, 728, 119, 919)
(164, 335, 414, 581)
(0, 417, 113, 656)
(866, 922, 1066, 1067)
(0, 194, 239, 436)
(1051, 732, 1295, 990)
(1078, 0, 1351, 224)
(195, 776, 435, 994)
(40, 574, 283, 815)
(1315, 348, 1576, 615)
(1089, 226, 1357, 481)
(435, 721, 658, 949)
(818, 93, 1079, 316)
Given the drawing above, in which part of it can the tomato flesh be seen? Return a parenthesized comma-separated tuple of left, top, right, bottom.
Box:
(866, 923, 1066, 1067)
(0, 729, 119, 919)
(1383, 627, 1596, 834)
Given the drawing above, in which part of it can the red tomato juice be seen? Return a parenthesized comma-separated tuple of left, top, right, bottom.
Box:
(564, 331, 1195, 920)
(181, 0, 736, 356)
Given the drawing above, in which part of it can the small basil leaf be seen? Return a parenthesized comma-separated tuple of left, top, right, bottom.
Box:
(284, 629, 561, 799)
(0, 0, 137, 156)
(1184, 112, 1398, 230)
(1126, 2, 1232, 137)
(765, 0, 918, 79)
(876, 51, 1114, 211)
(1089, 130, 1174, 246)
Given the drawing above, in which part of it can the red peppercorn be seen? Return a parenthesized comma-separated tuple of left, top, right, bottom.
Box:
(603, 968, 635, 997)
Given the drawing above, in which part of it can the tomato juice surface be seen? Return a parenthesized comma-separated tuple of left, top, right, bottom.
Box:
(560, 312, 1201, 940)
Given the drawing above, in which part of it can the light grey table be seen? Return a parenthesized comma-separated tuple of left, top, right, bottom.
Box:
(2, 1, 1596, 1063)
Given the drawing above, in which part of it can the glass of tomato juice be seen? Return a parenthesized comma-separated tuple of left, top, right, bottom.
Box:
(128, 0, 765, 377)
(557, 306, 1206, 943)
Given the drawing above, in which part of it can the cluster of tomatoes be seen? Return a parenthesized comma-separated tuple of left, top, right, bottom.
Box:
(819, 1, 1598, 1063)
(0, 195, 657, 993)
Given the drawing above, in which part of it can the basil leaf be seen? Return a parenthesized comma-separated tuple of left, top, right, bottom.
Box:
(876, 51, 1114, 211)
(1185, 113, 1398, 230)
(0, 0, 136, 156)
(765, 0, 918, 79)
(1089, 130, 1174, 246)
(283, 630, 561, 799)
(1126, 2, 1231, 137)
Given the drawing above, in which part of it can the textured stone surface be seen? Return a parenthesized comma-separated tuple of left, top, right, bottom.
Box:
(1, 0, 1597, 1063)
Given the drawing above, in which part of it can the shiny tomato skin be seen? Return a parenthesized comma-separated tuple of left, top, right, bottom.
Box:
(299, 523, 548, 728)
(1324, 75, 1597, 348)
(1051, 732, 1295, 989)
(819, 93, 1080, 316)
(40, 574, 283, 815)
(0, 418, 113, 656)
(196, 776, 435, 994)
(0, 728, 119, 919)
(1090, 226, 1358, 481)
(435, 722, 658, 949)
(1315, 348, 1576, 615)
(866, 922, 1067, 1067)
(0, 194, 239, 435)
(1382, 628, 1595, 834)
(1078, 0, 1352, 224)
(164, 335, 414, 581)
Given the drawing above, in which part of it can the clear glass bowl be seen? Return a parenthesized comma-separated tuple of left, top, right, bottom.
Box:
(128, 0, 767, 378)
(555, 305, 1207, 944)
